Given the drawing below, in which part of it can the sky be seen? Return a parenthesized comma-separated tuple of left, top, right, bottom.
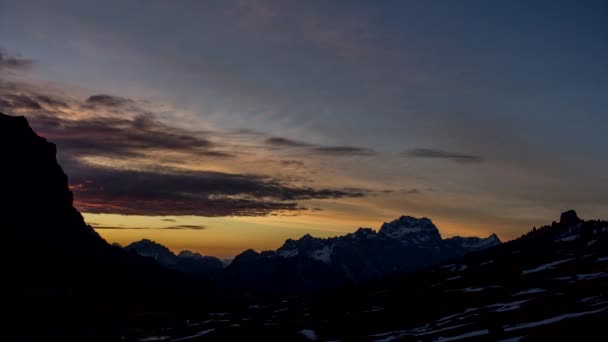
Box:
(1, 1, 607, 258)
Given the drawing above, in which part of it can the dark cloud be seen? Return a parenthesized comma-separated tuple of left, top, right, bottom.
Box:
(404, 148, 483, 164)
(0, 50, 33, 71)
(266, 136, 376, 157)
(0, 94, 42, 111)
(265, 137, 311, 147)
(30, 114, 234, 159)
(92, 225, 207, 230)
(402, 188, 421, 194)
(85, 94, 132, 107)
(1, 73, 369, 218)
(35, 95, 69, 108)
(0, 82, 69, 113)
(280, 160, 305, 166)
(312, 146, 377, 156)
(165, 225, 207, 230)
(69, 165, 365, 216)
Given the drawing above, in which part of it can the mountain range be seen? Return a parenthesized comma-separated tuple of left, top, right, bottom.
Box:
(123, 216, 501, 292)
(123, 239, 224, 276)
(221, 216, 500, 292)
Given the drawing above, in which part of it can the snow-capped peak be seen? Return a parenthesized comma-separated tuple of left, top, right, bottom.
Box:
(445, 234, 502, 251)
(378, 216, 442, 246)
(276, 234, 334, 263)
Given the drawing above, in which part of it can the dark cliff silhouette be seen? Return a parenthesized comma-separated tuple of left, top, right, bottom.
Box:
(0, 113, 206, 341)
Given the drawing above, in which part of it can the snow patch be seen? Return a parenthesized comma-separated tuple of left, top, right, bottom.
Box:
(435, 329, 489, 341)
(310, 245, 333, 263)
(138, 336, 171, 341)
(513, 288, 546, 296)
(521, 258, 574, 275)
(498, 337, 525, 342)
(278, 249, 299, 258)
(503, 306, 608, 332)
(576, 272, 607, 280)
(172, 328, 216, 341)
(299, 329, 318, 341)
(487, 300, 529, 313)
(557, 234, 579, 242)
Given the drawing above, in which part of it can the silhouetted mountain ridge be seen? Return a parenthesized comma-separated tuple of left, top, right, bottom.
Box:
(124, 239, 224, 276)
(221, 215, 501, 292)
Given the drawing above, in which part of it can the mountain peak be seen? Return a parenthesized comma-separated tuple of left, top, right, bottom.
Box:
(488, 233, 501, 242)
(125, 239, 177, 265)
(444, 233, 502, 251)
(177, 250, 204, 260)
(560, 210, 581, 226)
(379, 215, 442, 245)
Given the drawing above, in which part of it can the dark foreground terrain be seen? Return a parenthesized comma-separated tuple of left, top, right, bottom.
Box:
(118, 210, 608, 342)
(2, 112, 607, 341)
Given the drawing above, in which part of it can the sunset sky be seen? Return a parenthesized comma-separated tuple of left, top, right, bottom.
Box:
(1, 1, 607, 258)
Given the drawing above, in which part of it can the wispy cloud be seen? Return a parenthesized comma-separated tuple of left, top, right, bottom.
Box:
(69, 165, 365, 216)
(164, 225, 207, 230)
(0, 49, 33, 71)
(313, 146, 377, 156)
(84, 94, 133, 108)
(0, 48, 373, 218)
(31, 114, 233, 159)
(265, 136, 311, 147)
(265, 136, 377, 157)
(404, 148, 483, 164)
(92, 224, 207, 230)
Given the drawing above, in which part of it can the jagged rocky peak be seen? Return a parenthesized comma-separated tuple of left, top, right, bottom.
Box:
(177, 250, 204, 260)
(277, 233, 330, 260)
(231, 249, 262, 265)
(378, 215, 442, 245)
(125, 239, 177, 265)
(445, 233, 502, 251)
(350, 227, 377, 239)
(560, 210, 582, 226)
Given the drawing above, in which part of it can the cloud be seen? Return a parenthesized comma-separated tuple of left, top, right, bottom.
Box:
(266, 136, 376, 157)
(265, 136, 311, 147)
(0, 50, 33, 71)
(280, 160, 305, 166)
(402, 188, 421, 194)
(35, 95, 70, 108)
(92, 224, 207, 230)
(0, 81, 70, 113)
(69, 165, 366, 216)
(0, 62, 371, 218)
(0, 94, 42, 110)
(84, 94, 132, 107)
(164, 225, 207, 230)
(404, 148, 483, 164)
(312, 146, 377, 156)
(31, 114, 234, 159)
